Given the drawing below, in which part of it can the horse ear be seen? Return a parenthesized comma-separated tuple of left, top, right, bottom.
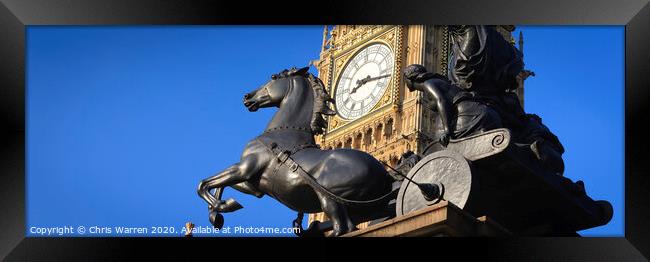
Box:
(296, 66, 310, 75)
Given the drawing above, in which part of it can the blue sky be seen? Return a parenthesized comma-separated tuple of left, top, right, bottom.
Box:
(26, 26, 623, 237)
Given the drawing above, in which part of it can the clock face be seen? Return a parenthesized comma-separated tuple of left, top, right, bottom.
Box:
(335, 43, 394, 120)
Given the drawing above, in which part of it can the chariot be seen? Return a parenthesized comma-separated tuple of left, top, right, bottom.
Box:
(298, 128, 613, 236)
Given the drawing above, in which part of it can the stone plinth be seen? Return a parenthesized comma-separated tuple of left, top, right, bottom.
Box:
(343, 201, 510, 237)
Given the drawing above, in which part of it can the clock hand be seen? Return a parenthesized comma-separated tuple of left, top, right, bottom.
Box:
(351, 75, 372, 94)
(351, 74, 392, 94)
(364, 74, 392, 83)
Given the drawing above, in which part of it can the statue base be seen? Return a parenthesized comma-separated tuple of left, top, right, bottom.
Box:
(343, 201, 511, 237)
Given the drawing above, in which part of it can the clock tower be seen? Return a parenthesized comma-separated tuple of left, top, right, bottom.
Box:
(309, 25, 522, 227)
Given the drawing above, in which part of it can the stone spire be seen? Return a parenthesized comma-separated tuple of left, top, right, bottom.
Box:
(321, 25, 329, 52)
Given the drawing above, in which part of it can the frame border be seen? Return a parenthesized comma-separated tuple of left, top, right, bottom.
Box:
(1, 0, 648, 260)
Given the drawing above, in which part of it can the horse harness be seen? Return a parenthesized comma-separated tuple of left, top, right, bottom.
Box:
(254, 129, 396, 207)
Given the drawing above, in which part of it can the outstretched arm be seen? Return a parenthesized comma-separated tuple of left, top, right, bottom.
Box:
(403, 64, 454, 146)
(415, 79, 454, 146)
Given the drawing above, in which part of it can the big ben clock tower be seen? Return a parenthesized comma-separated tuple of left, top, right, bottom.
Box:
(309, 25, 522, 226)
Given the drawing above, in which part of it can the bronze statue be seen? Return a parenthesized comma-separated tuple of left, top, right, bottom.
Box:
(448, 25, 565, 175)
(400, 62, 611, 234)
(403, 64, 503, 149)
(405, 25, 565, 175)
(197, 67, 396, 237)
(195, 26, 612, 237)
(448, 25, 524, 94)
(392, 26, 612, 235)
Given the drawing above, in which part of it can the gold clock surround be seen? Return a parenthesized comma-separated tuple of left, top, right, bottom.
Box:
(333, 41, 395, 121)
(328, 27, 404, 134)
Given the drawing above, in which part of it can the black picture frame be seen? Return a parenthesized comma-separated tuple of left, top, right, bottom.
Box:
(1, 0, 648, 260)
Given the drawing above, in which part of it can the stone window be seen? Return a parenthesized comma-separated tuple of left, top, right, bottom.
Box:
(353, 133, 362, 149)
(374, 123, 383, 143)
(364, 128, 373, 148)
(385, 118, 394, 139)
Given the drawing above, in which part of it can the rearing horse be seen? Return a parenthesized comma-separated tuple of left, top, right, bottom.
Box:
(197, 67, 395, 236)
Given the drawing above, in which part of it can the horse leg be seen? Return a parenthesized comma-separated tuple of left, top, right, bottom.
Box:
(231, 182, 264, 198)
(208, 181, 263, 208)
(205, 181, 261, 222)
(197, 164, 239, 208)
(315, 192, 357, 237)
(198, 157, 262, 212)
(198, 167, 246, 213)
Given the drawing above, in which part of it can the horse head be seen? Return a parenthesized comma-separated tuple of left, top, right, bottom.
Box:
(243, 66, 310, 112)
(243, 66, 335, 135)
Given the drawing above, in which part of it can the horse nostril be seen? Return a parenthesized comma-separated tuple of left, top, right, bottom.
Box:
(244, 94, 250, 99)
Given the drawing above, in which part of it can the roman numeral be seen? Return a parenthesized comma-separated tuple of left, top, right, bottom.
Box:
(379, 56, 387, 65)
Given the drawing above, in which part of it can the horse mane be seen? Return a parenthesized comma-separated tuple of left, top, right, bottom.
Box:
(276, 67, 336, 135)
(306, 72, 336, 134)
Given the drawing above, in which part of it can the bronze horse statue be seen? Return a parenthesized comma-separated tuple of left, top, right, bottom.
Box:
(197, 67, 396, 236)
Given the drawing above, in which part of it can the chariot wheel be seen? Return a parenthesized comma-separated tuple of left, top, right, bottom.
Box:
(396, 150, 474, 216)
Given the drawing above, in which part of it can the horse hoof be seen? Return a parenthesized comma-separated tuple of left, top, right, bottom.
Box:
(209, 211, 224, 229)
(221, 198, 244, 212)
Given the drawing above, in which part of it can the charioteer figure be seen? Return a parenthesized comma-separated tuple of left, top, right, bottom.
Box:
(402, 25, 565, 176)
(451, 25, 565, 175)
(403, 64, 502, 148)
